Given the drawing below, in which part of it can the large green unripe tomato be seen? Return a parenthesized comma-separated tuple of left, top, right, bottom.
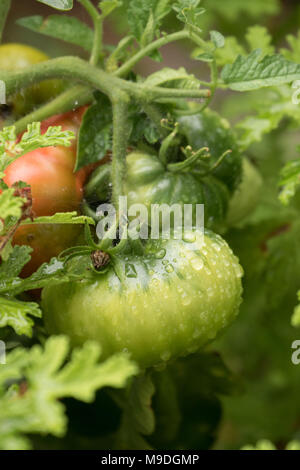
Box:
(42, 228, 243, 368)
(123, 151, 230, 232)
(227, 159, 263, 227)
(178, 109, 242, 193)
(0, 43, 63, 116)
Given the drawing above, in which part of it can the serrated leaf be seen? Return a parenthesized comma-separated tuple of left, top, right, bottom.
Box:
(76, 94, 112, 171)
(0, 123, 75, 171)
(278, 158, 300, 205)
(0, 297, 41, 337)
(144, 67, 200, 89)
(99, 1, 123, 18)
(210, 30, 225, 49)
(22, 212, 94, 226)
(173, 0, 205, 26)
(127, 0, 171, 44)
(236, 115, 280, 150)
(214, 37, 245, 66)
(222, 50, 300, 91)
(0, 336, 137, 449)
(140, 10, 155, 48)
(116, 374, 155, 449)
(17, 15, 93, 52)
(0, 189, 25, 220)
(127, 0, 156, 42)
(281, 30, 300, 63)
(0, 246, 32, 280)
(194, 52, 214, 62)
(36, 0, 73, 10)
(245, 26, 274, 56)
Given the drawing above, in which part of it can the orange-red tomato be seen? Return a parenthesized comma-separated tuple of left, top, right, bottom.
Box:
(3, 107, 89, 276)
(4, 146, 83, 216)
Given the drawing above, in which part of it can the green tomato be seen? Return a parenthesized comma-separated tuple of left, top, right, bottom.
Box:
(42, 228, 243, 368)
(0, 43, 64, 116)
(227, 159, 263, 227)
(123, 151, 230, 232)
(178, 109, 242, 193)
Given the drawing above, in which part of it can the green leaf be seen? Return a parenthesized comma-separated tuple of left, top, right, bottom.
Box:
(291, 292, 300, 327)
(22, 212, 95, 226)
(115, 373, 155, 449)
(215, 37, 245, 66)
(76, 94, 112, 171)
(278, 158, 300, 205)
(0, 252, 101, 297)
(0, 246, 32, 280)
(210, 30, 225, 49)
(17, 15, 94, 52)
(281, 30, 300, 63)
(0, 123, 75, 171)
(128, 0, 171, 44)
(0, 336, 137, 449)
(242, 439, 300, 450)
(173, 0, 205, 27)
(222, 50, 300, 91)
(143, 67, 200, 89)
(204, 0, 279, 21)
(194, 52, 214, 62)
(36, 0, 73, 10)
(127, 0, 156, 42)
(236, 115, 280, 150)
(241, 439, 276, 450)
(245, 26, 275, 56)
(99, 1, 123, 18)
(0, 188, 25, 220)
(0, 297, 41, 337)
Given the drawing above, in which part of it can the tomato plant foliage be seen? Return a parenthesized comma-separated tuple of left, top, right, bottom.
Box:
(0, 0, 300, 451)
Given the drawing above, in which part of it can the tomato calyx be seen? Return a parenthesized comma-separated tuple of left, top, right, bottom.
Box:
(91, 250, 111, 270)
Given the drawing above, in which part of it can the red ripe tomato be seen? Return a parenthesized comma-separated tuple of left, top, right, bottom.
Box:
(3, 107, 89, 276)
(4, 145, 83, 216)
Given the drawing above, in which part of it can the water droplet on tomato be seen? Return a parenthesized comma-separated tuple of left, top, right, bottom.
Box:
(125, 263, 137, 278)
(155, 249, 166, 259)
(183, 232, 196, 243)
(181, 292, 191, 306)
(191, 258, 204, 271)
(165, 264, 174, 273)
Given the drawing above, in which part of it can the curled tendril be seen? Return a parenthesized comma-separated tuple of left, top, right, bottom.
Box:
(167, 146, 209, 173)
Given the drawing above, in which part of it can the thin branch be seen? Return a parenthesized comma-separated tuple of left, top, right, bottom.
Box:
(78, 0, 103, 65)
(14, 85, 92, 135)
(117, 30, 190, 77)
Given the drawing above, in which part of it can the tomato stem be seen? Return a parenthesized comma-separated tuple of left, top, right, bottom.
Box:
(14, 85, 93, 135)
(111, 92, 131, 210)
(78, 0, 103, 66)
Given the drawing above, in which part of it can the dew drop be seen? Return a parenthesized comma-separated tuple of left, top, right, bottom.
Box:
(183, 232, 196, 243)
(191, 258, 204, 271)
(125, 264, 137, 278)
(165, 264, 174, 273)
(155, 249, 166, 259)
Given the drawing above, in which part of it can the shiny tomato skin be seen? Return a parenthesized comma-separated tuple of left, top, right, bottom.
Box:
(3, 108, 89, 276)
(14, 224, 81, 278)
(3, 146, 83, 216)
(42, 228, 243, 368)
